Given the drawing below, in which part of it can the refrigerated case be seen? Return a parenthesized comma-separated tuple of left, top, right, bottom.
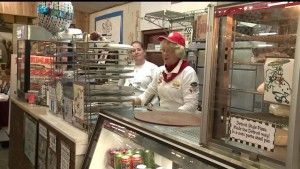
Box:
(81, 108, 256, 169)
(202, 2, 300, 168)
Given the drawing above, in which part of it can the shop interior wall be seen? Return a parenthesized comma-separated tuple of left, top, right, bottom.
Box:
(89, 2, 211, 44)
(89, 2, 142, 45)
(140, 2, 210, 31)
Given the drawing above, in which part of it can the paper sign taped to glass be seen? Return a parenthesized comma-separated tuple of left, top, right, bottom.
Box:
(264, 58, 294, 105)
(229, 115, 276, 152)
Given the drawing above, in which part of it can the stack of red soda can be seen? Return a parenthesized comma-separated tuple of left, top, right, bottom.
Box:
(107, 147, 155, 169)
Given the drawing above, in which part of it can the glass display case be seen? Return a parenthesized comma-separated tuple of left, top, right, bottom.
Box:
(81, 109, 244, 169)
(16, 25, 53, 105)
(202, 2, 300, 168)
(17, 40, 54, 105)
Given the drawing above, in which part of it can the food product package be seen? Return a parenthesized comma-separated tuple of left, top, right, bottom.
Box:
(269, 104, 290, 117)
(257, 82, 265, 94)
(275, 128, 288, 146)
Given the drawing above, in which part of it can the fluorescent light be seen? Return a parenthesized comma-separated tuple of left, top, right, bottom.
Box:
(258, 32, 277, 36)
(268, 2, 288, 7)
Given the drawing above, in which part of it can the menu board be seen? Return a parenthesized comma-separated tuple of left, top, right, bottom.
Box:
(24, 113, 38, 167)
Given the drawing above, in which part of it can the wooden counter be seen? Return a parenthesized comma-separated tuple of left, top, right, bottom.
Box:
(9, 97, 88, 169)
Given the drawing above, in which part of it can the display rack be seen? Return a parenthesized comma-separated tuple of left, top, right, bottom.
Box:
(49, 40, 76, 117)
(72, 33, 135, 133)
(143, 9, 207, 30)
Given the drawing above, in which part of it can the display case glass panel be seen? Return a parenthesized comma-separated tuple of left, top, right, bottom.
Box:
(209, 2, 300, 165)
(81, 114, 221, 169)
(17, 40, 54, 105)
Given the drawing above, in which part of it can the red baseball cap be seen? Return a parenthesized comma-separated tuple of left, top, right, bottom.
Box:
(158, 32, 185, 47)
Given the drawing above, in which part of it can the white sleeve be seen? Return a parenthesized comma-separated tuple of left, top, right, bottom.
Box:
(178, 68, 199, 112)
(138, 68, 160, 105)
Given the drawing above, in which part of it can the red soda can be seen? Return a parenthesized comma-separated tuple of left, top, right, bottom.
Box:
(120, 156, 131, 169)
(131, 154, 143, 169)
(108, 149, 117, 167)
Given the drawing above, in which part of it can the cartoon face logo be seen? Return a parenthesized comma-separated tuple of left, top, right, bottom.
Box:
(265, 59, 292, 104)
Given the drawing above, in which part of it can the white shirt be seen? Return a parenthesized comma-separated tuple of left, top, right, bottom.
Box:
(138, 60, 199, 112)
(119, 61, 159, 106)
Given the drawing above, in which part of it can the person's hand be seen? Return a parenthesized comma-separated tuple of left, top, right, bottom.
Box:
(134, 97, 141, 106)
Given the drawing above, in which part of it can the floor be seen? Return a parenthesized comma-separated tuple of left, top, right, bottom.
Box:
(0, 141, 9, 169)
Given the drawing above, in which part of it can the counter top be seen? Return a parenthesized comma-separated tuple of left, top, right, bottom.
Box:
(11, 96, 88, 155)
(11, 97, 47, 119)
(39, 113, 88, 155)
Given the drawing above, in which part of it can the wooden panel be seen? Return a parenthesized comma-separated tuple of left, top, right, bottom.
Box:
(76, 21, 89, 33)
(2, 2, 13, 15)
(0, 2, 37, 17)
(14, 2, 24, 16)
(22, 2, 37, 17)
(15, 16, 28, 24)
(0, 2, 4, 13)
(9, 102, 35, 169)
(1, 14, 14, 23)
(73, 9, 89, 33)
(74, 10, 89, 22)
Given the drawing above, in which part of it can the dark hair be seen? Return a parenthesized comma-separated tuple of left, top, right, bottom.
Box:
(131, 41, 145, 50)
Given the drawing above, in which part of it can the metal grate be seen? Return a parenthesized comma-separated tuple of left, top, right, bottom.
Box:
(169, 126, 201, 143)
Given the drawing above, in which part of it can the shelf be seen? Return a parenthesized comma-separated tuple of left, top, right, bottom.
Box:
(228, 88, 262, 95)
(52, 61, 75, 65)
(231, 112, 289, 126)
(146, 50, 161, 53)
(234, 33, 297, 44)
(76, 52, 131, 56)
(75, 40, 110, 44)
(233, 62, 264, 66)
(143, 9, 207, 29)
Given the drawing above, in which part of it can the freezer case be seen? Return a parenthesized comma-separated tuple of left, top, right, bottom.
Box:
(81, 110, 236, 169)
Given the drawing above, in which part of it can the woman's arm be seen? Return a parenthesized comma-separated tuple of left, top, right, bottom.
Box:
(137, 68, 161, 105)
(178, 67, 199, 112)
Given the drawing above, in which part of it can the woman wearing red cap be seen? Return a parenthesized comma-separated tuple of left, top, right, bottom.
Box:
(134, 32, 199, 112)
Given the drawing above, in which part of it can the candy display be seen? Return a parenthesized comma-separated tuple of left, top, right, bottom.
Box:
(37, 2, 74, 35)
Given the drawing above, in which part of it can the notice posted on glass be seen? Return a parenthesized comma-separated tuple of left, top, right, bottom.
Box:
(229, 116, 276, 150)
